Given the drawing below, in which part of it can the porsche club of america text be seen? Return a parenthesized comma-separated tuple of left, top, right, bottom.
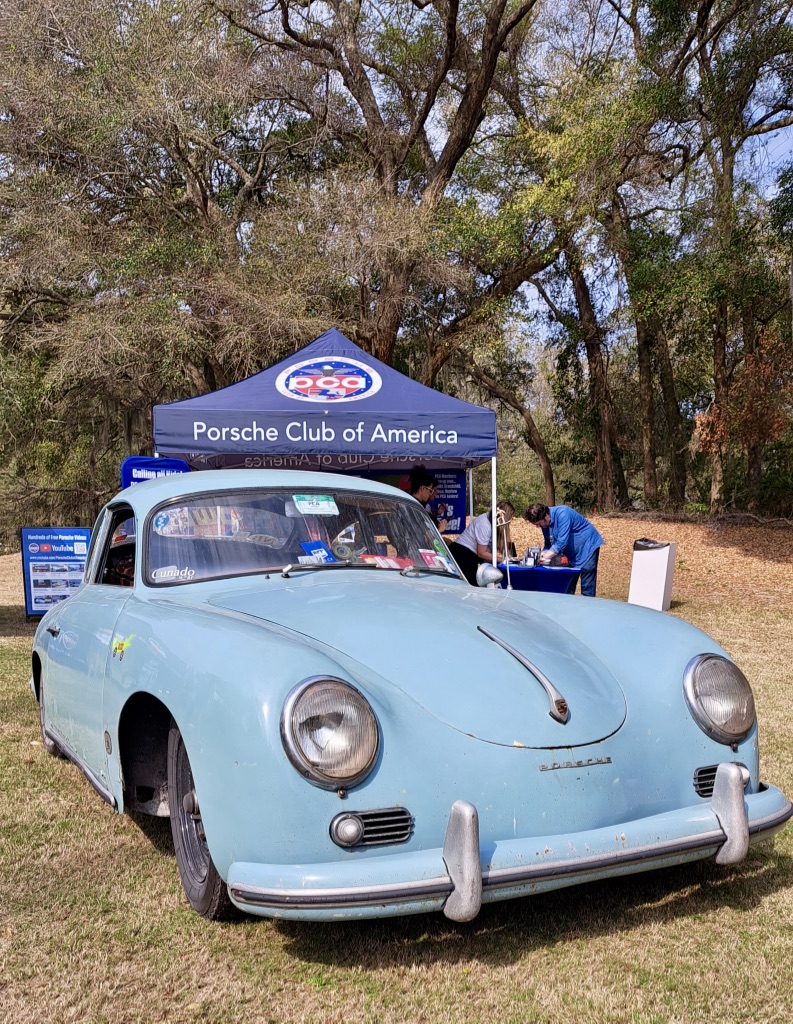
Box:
(192, 420, 460, 446)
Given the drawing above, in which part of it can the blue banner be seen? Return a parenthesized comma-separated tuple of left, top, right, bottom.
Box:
(430, 470, 466, 534)
(120, 455, 190, 489)
(21, 527, 92, 617)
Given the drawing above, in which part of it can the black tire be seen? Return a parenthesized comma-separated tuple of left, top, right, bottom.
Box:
(39, 679, 65, 758)
(167, 720, 234, 920)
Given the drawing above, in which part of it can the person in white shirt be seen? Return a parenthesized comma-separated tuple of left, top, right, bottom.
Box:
(448, 501, 514, 584)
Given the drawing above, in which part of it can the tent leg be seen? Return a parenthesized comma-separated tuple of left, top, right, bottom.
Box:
(491, 456, 497, 566)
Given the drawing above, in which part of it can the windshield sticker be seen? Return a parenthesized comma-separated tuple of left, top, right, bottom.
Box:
(361, 554, 404, 569)
(151, 565, 196, 582)
(292, 494, 339, 515)
(419, 548, 447, 569)
(300, 541, 337, 563)
(153, 508, 192, 535)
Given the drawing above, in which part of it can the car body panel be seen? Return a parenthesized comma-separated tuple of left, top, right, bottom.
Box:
(38, 585, 129, 777)
(209, 575, 628, 747)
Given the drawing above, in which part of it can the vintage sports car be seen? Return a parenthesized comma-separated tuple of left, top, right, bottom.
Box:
(31, 469, 791, 921)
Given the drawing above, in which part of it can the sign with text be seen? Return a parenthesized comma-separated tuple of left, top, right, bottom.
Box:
(120, 456, 190, 489)
(369, 469, 466, 534)
(20, 527, 92, 618)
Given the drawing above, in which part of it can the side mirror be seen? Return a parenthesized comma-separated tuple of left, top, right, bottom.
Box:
(475, 562, 503, 588)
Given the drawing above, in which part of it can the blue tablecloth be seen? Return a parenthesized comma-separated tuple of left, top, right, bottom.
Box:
(497, 563, 581, 593)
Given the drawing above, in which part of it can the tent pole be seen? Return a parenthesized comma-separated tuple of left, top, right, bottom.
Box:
(491, 456, 497, 566)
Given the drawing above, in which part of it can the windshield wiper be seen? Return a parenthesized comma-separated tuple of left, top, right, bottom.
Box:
(281, 562, 460, 580)
(281, 561, 380, 578)
(399, 566, 460, 579)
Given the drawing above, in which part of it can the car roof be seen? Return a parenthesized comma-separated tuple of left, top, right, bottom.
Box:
(107, 468, 415, 516)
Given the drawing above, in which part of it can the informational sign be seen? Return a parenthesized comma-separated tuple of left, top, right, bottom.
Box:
(120, 455, 190, 489)
(20, 527, 92, 618)
(428, 470, 466, 534)
(368, 469, 466, 534)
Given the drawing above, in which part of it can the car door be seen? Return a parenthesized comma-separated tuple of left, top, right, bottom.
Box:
(44, 504, 135, 785)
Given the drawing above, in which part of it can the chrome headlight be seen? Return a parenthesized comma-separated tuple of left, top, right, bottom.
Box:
(280, 677, 379, 789)
(683, 654, 756, 745)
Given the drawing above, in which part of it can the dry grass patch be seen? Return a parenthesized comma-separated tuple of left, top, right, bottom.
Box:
(1, 533, 792, 1024)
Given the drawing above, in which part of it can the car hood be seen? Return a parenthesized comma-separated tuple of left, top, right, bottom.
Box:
(209, 575, 626, 749)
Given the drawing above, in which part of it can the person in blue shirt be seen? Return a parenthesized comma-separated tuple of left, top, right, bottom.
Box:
(524, 503, 604, 597)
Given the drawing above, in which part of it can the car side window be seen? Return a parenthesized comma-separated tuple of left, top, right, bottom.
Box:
(83, 510, 112, 584)
(98, 507, 137, 587)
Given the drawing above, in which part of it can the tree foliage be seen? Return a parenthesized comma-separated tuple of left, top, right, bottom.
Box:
(1, 0, 792, 541)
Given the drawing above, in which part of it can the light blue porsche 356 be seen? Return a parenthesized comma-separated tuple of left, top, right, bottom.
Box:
(31, 469, 791, 921)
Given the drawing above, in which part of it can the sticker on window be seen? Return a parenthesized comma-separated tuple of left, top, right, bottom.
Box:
(151, 565, 196, 582)
(300, 541, 337, 563)
(292, 494, 339, 515)
(361, 554, 406, 569)
(419, 548, 448, 569)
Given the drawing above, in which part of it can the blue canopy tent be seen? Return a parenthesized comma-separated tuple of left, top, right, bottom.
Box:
(153, 327, 501, 558)
(153, 328, 496, 471)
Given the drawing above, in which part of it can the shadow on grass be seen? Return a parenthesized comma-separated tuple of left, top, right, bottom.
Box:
(0, 603, 36, 639)
(127, 809, 177, 857)
(271, 841, 793, 967)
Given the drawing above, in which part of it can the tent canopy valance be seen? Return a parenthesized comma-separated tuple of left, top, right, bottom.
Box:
(153, 328, 496, 472)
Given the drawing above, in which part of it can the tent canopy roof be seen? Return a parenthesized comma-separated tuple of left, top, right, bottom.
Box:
(153, 328, 496, 471)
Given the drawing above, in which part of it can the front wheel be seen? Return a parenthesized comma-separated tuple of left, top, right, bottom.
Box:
(167, 720, 234, 920)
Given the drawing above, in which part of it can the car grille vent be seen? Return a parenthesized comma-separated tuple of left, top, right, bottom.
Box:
(693, 765, 719, 797)
(693, 763, 747, 798)
(329, 807, 415, 849)
(357, 807, 414, 846)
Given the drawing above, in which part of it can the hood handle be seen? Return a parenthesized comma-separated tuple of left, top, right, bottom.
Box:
(477, 625, 570, 724)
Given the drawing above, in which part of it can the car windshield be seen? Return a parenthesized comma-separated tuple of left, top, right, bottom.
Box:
(145, 486, 460, 585)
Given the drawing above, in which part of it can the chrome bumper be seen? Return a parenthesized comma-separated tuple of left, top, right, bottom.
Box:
(228, 765, 792, 922)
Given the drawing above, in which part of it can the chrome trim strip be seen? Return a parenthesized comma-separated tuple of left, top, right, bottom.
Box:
(229, 802, 793, 912)
(477, 625, 569, 723)
(748, 799, 793, 836)
(230, 876, 453, 909)
(482, 832, 725, 889)
(43, 727, 117, 809)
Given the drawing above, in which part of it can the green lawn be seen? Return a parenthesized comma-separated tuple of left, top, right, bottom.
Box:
(2, 587, 792, 1024)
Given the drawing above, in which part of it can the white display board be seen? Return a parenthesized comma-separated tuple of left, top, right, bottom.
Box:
(628, 541, 677, 611)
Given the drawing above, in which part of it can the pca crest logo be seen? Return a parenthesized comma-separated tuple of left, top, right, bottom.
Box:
(275, 357, 382, 403)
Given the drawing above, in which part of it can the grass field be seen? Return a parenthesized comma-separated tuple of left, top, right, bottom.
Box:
(2, 522, 792, 1024)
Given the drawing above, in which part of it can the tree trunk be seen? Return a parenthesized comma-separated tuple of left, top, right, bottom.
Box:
(742, 308, 762, 503)
(654, 324, 688, 506)
(635, 318, 658, 504)
(710, 301, 729, 510)
(466, 361, 556, 505)
(566, 250, 629, 509)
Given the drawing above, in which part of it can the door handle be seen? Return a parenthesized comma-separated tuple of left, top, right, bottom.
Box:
(46, 626, 60, 637)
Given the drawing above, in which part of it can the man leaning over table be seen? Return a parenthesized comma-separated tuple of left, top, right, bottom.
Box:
(524, 503, 604, 597)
